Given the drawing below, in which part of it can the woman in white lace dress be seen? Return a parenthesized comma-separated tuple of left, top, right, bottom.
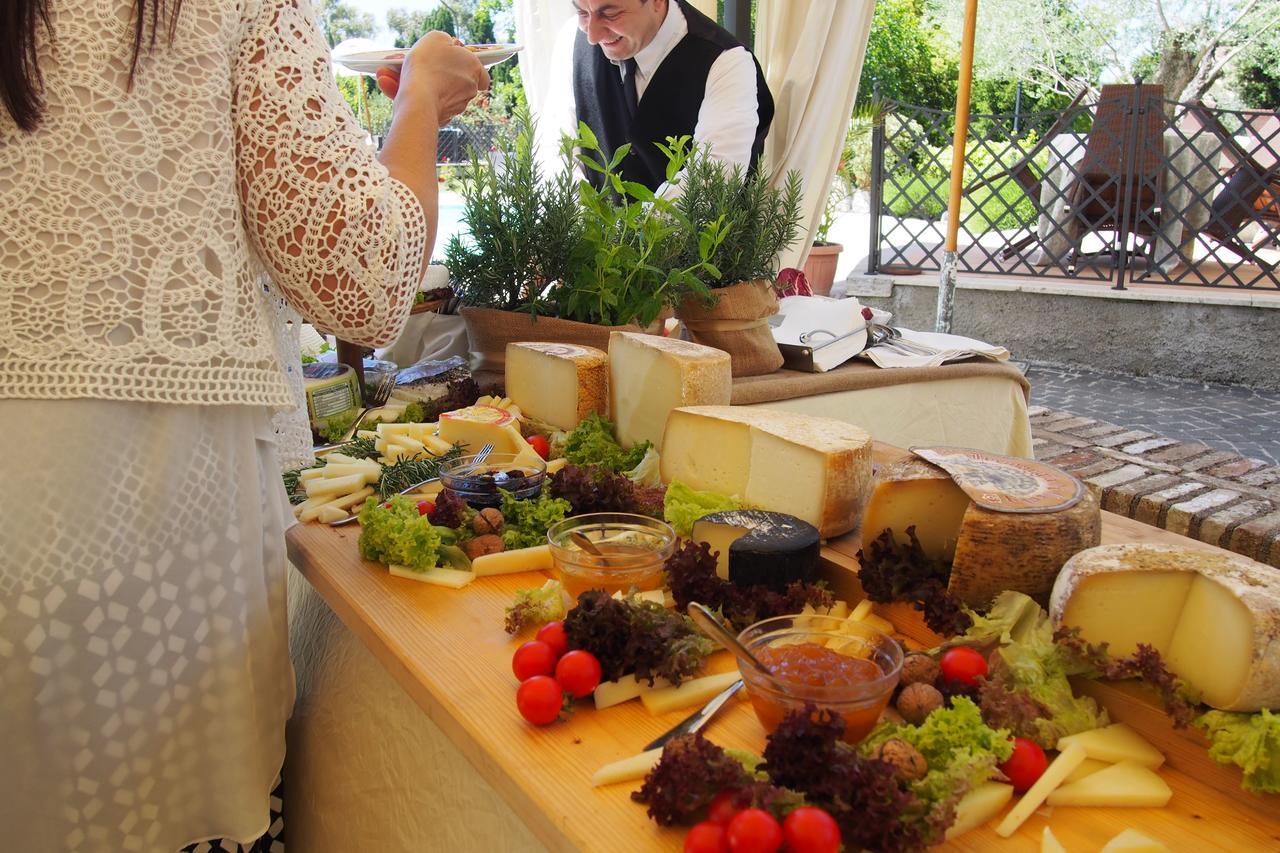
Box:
(0, 1, 486, 850)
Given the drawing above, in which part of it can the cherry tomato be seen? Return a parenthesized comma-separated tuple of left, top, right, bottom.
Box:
(939, 646, 989, 686)
(528, 435, 551, 459)
(999, 736, 1049, 792)
(416, 499, 436, 516)
(684, 821, 728, 853)
(707, 789, 740, 825)
(781, 807, 841, 853)
(554, 649, 602, 698)
(535, 621, 569, 659)
(512, 640, 557, 681)
(725, 808, 782, 853)
(515, 675, 563, 726)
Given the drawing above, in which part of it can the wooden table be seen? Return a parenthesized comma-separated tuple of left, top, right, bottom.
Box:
(285, 445, 1280, 852)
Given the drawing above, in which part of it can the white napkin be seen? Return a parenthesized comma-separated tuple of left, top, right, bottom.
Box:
(861, 328, 1010, 369)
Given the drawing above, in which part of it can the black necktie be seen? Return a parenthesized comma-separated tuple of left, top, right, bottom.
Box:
(621, 58, 639, 123)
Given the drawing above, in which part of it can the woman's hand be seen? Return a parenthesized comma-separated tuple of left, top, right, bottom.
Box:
(375, 32, 489, 125)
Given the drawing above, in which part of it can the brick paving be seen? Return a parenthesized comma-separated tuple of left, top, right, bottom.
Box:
(1023, 367, 1280, 567)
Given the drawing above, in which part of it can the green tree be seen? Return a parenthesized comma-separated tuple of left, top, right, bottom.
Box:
(314, 0, 376, 48)
(386, 7, 456, 46)
(858, 0, 955, 112)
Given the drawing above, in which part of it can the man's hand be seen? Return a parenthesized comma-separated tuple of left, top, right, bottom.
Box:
(375, 32, 490, 125)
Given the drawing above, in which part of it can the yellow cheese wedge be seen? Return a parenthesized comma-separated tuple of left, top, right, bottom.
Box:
(1041, 826, 1068, 853)
(1046, 760, 1172, 808)
(593, 674, 673, 710)
(660, 406, 874, 538)
(470, 544, 555, 576)
(505, 343, 609, 431)
(1062, 756, 1110, 784)
(1051, 544, 1280, 711)
(591, 748, 663, 787)
(1055, 724, 1164, 768)
(995, 743, 1087, 837)
(944, 781, 1013, 840)
(608, 332, 731, 450)
(438, 404, 536, 458)
(545, 457, 568, 475)
(1099, 828, 1171, 853)
(640, 671, 741, 716)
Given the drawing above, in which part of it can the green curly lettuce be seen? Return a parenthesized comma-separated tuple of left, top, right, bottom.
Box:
(625, 445, 663, 487)
(563, 413, 651, 472)
(504, 579, 569, 634)
(662, 480, 741, 536)
(1196, 709, 1280, 794)
(357, 495, 453, 571)
(500, 489, 572, 550)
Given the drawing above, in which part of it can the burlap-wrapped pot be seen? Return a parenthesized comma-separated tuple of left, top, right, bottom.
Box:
(676, 280, 783, 377)
(461, 306, 645, 378)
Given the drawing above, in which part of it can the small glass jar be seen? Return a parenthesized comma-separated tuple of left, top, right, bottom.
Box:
(546, 513, 676, 599)
(439, 452, 546, 508)
(736, 614, 903, 744)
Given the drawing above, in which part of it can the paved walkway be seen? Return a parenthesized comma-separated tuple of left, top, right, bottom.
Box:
(1020, 364, 1280, 568)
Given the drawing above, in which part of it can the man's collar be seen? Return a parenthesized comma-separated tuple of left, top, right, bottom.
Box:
(629, 0, 686, 78)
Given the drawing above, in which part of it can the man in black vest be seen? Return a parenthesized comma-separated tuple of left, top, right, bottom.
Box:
(562, 0, 774, 194)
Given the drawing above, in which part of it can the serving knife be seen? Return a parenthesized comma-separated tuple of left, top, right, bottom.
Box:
(642, 678, 744, 752)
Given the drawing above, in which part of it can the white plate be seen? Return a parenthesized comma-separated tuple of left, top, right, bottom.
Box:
(333, 44, 522, 75)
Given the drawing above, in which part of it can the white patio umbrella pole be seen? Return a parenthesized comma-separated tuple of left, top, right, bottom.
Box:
(936, 0, 979, 333)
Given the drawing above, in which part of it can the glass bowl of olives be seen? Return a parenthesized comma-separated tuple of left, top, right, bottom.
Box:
(439, 452, 546, 508)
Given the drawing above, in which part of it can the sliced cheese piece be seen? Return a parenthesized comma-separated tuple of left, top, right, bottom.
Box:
(640, 671, 741, 716)
(691, 510, 820, 590)
(1051, 544, 1280, 711)
(593, 674, 673, 710)
(1099, 829, 1171, 853)
(505, 343, 609, 431)
(995, 742, 1086, 837)
(545, 457, 568, 475)
(470, 544, 555, 576)
(611, 589, 667, 606)
(1062, 756, 1110, 784)
(608, 332, 731, 450)
(591, 748, 663, 787)
(304, 472, 367, 499)
(849, 599, 874, 621)
(1041, 827, 1067, 853)
(1045, 761, 1172, 808)
(944, 781, 1014, 840)
(661, 406, 873, 538)
(387, 565, 476, 588)
(316, 505, 351, 524)
(1055, 724, 1164, 768)
(860, 455, 1100, 607)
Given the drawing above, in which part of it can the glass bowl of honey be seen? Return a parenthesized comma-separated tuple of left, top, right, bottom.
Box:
(736, 614, 903, 744)
(546, 513, 676, 599)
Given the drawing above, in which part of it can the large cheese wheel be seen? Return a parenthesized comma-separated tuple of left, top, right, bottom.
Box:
(691, 510, 820, 591)
(660, 406, 873, 538)
(608, 332, 731, 450)
(505, 342, 608, 431)
(862, 456, 1101, 608)
(1051, 544, 1280, 711)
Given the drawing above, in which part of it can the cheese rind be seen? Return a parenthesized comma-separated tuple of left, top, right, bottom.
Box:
(505, 343, 608, 431)
(1051, 544, 1280, 711)
(661, 406, 874, 538)
(608, 332, 731, 450)
(691, 510, 820, 591)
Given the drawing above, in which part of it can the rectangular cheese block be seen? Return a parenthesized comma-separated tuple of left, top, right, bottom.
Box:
(608, 332, 731, 450)
(1051, 544, 1280, 711)
(1045, 760, 1172, 807)
(661, 406, 874, 538)
(505, 343, 608, 431)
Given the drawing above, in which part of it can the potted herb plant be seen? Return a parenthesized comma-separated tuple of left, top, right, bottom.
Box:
(669, 155, 804, 377)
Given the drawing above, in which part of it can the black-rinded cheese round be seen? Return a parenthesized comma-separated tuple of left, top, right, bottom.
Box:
(691, 510, 821, 591)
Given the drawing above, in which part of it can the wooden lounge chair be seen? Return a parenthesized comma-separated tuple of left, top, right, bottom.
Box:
(1064, 84, 1166, 270)
(1182, 103, 1278, 271)
(964, 87, 1090, 261)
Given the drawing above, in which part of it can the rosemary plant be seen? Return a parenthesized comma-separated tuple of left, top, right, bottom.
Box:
(376, 444, 464, 500)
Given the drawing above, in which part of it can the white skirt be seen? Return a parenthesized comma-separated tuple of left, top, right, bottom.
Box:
(0, 400, 295, 852)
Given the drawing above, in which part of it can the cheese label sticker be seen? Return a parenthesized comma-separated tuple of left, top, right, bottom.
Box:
(910, 446, 1085, 513)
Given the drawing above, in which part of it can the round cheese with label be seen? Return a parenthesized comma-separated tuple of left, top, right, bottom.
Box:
(692, 510, 821, 591)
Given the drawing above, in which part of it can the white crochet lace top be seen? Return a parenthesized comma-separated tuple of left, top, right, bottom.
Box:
(0, 0, 427, 414)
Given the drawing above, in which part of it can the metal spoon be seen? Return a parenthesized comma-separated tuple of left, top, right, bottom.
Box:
(686, 602, 772, 677)
(569, 530, 612, 567)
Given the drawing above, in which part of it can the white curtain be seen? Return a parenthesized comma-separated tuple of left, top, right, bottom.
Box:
(756, 0, 876, 269)
(513, 0, 575, 119)
(686, 0, 719, 17)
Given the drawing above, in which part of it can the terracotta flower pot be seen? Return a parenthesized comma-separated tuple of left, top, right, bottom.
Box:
(802, 242, 844, 296)
(675, 280, 784, 377)
(460, 306, 647, 380)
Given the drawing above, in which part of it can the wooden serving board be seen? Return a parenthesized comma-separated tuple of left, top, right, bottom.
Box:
(286, 444, 1280, 852)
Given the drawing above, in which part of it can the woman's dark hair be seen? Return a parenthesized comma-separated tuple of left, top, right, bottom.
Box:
(2, 0, 183, 132)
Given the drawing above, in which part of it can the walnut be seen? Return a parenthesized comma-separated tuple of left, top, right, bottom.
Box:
(870, 738, 928, 781)
(900, 653, 941, 687)
(472, 507, 505, 536)
(896, 682, 944, 725)
(463, 534, 504, 560)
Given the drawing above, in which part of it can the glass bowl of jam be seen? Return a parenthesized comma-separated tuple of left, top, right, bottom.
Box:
(736, 614, 903, 744)
(546, 513, 676, 599)
(439, 452, 546, 508)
